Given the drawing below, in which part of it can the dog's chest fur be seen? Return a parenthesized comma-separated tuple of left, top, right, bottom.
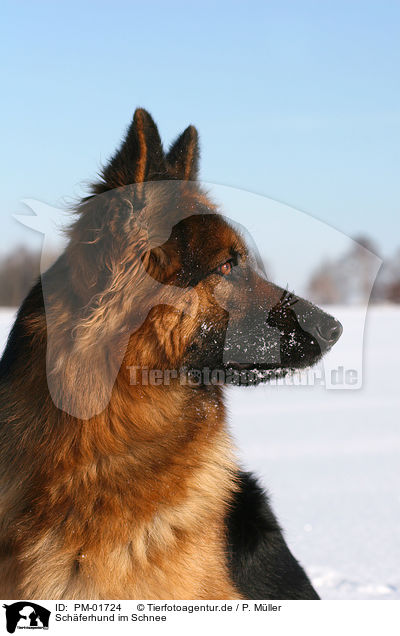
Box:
(0, 382, 241, 599)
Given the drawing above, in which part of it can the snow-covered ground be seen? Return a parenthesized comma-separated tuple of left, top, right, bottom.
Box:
(0, 305, 399, 599)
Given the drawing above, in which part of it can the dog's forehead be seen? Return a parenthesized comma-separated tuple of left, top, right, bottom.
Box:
(178, 214, 244, 254)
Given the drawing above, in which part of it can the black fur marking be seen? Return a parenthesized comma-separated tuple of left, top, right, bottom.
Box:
(226, 471, 319, 599)
(0, 280, 43, 379)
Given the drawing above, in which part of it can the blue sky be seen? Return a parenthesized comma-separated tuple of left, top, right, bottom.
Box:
(1, 0, 399, 275)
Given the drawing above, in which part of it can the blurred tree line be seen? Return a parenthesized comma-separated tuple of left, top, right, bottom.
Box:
(0, 246, 58, 307)
(307, 236, 400, 305)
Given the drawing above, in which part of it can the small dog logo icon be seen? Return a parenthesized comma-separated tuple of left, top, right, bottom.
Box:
(2, 602, 50, 633)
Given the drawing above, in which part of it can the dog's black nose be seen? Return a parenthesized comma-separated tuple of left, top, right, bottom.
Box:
(317, 319, 343, 344)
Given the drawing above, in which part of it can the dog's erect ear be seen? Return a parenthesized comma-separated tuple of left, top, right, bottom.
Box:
(166, 125, 199, 180)
(99, 108, 166, 189)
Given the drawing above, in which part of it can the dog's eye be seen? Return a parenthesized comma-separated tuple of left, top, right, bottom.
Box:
(216, 259, 234, 276)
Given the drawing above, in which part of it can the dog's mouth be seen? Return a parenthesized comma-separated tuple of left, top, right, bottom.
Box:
(222, 361, 293, 385)
(183, 361, 296, 387)
(183, 339, 324, 387)
(226, 364, 294, 386)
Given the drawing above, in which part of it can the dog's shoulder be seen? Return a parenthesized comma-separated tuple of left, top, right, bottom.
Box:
(226, 471, 319, 599)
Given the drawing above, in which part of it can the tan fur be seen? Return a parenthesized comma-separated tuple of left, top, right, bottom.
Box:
(0, 345, 242, 599)
(183, 130, 196, 180)
(135, 109, 148, 184)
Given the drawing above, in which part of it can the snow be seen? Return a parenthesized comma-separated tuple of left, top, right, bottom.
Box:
(0, 305, 399, 599)
(0, 308, 17, 352)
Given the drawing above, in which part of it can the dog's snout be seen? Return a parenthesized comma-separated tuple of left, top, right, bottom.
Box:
(316, 319, 343, 345)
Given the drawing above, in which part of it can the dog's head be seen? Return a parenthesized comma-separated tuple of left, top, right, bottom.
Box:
(129, 209, 343, 385)
(47, 109, 342, 416)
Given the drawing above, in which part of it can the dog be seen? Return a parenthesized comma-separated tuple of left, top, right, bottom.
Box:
(0, 109, 342, 599)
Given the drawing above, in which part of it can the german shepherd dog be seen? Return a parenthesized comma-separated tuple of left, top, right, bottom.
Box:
(0, 109, 342, 599)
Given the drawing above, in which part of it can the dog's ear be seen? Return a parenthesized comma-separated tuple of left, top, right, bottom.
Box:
(98, 108, 166, 190)
(166, 125, 199, 180)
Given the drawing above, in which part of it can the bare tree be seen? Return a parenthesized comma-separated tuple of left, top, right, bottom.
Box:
(386, 280, 400, 303)
(307, 236, 380, 305)
(0, 246, 58, 307)
(378, 248, 400, 303)
(308, 261, 341, 304)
